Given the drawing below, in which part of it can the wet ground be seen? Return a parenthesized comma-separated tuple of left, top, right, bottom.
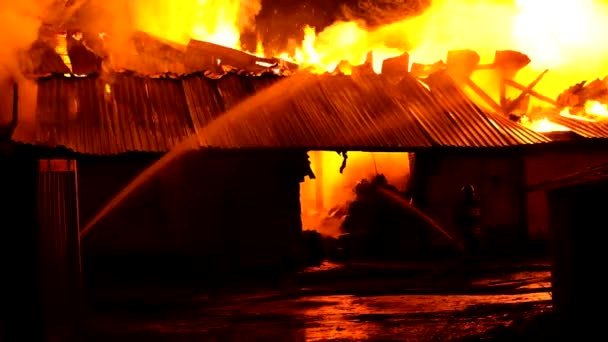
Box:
(80, 259, 553, 341)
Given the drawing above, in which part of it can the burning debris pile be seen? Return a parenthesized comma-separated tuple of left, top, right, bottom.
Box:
(520, 76, 608, 133)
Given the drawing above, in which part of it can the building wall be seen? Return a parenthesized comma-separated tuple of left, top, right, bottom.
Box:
(525, 145, 608, 241)
(0, 154, 44, 340)
(78, 151, 308, 280)
(546, 182, 608, 329)
(412, 151, 527, 251)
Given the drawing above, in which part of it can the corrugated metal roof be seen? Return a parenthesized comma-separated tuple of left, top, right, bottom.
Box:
(215, 73, 255, 110)
(396, 72, 551, 147)
(547, 115, 608, 139)
(12, 74, 194, 155)
(181, 74, 226, 131)
(12, 71, 553, 155)
(392, 74, 550, 147)
(529, 162, 608, 192)
(193, 73, 434, 150)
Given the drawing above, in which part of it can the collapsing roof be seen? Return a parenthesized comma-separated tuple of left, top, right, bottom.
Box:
(7, 35, 550, 155)
(19, 31, 297, 79)
(10, 70, 550, 155)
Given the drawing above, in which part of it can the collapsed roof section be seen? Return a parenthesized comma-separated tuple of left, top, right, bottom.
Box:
(19, 31, 298, 79)
(5, 31, 552, 155)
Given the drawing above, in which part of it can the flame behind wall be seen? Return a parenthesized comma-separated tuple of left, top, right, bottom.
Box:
(300, 151, 410, 238)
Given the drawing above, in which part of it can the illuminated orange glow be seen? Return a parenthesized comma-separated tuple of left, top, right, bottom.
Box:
(300, 151, 410, 237)
(521, 117, 569, 133)
(120, 0, 608, 107)
(585, 100, 608, 118)
(522, 99, 608, 132)
(54, 34, 72, 71)
(51, 0, 608, 134)
(131, 0, 261, 50)
(281, 0, 608, 102)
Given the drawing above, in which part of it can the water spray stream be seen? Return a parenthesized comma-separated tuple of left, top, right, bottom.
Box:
(374, 186, 465, 252)
(79, 142, 196, 237)
(80, 71, 319, 239)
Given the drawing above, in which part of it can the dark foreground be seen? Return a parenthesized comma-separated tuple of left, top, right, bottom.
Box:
(78, 258, 555, 341)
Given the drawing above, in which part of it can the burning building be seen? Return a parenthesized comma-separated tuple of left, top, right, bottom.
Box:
(5, 0, 608, 339)
(4, 35, 319, 283)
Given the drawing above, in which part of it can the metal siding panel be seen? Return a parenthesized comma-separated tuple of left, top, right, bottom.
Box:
(37, 159, 81, 332)
(215, 74, 254, 110)
(181, 75, 225, 131)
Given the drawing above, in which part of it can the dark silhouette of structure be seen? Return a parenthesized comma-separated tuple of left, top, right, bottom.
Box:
(530, 162, 608, 335)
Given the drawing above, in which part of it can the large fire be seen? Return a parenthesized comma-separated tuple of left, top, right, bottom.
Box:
(132, 0, 261, 49)
(10, 0, 608, 234)
(124, 0, 608, 132)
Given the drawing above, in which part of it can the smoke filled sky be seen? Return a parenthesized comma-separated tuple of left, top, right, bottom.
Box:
(245, 0, 428, 53)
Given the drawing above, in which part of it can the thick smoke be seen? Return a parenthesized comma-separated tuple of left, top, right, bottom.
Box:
(0, 0, 56, 129)
(0, 0, 55, 78)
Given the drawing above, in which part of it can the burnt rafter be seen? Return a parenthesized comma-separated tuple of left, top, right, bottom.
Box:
(439, 49, 558, 116)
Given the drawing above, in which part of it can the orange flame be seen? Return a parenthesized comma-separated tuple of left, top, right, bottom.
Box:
(131, 0, 261, 50)
(90, 0, 608, 134)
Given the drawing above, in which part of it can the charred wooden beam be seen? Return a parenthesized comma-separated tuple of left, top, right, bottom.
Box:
(492, 50, 531, 80)
(469, 50, 532, 107)
(446, 49, 480, 83)
(410, 60, 445, 78)
(465, 78, 504, 114)
(67, 32, 102, 75)
(505, 69, 549, 114)
(185, 39, 298, 74)
(504, 79, 558, 107)
(132, 31, 186, 63)
(352, 51, 375, 75)
(381, 53, 410, 79)
(556, 78, 608, 108)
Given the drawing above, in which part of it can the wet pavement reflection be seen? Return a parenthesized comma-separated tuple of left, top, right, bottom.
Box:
(81, 264, 552, 341)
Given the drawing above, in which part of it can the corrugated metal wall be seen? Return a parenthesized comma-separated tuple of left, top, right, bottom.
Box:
(37, 159, 81, 338)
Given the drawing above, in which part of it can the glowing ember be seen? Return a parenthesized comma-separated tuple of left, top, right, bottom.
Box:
(521, 117, 569, 133)
(280, 0, 608, 100)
